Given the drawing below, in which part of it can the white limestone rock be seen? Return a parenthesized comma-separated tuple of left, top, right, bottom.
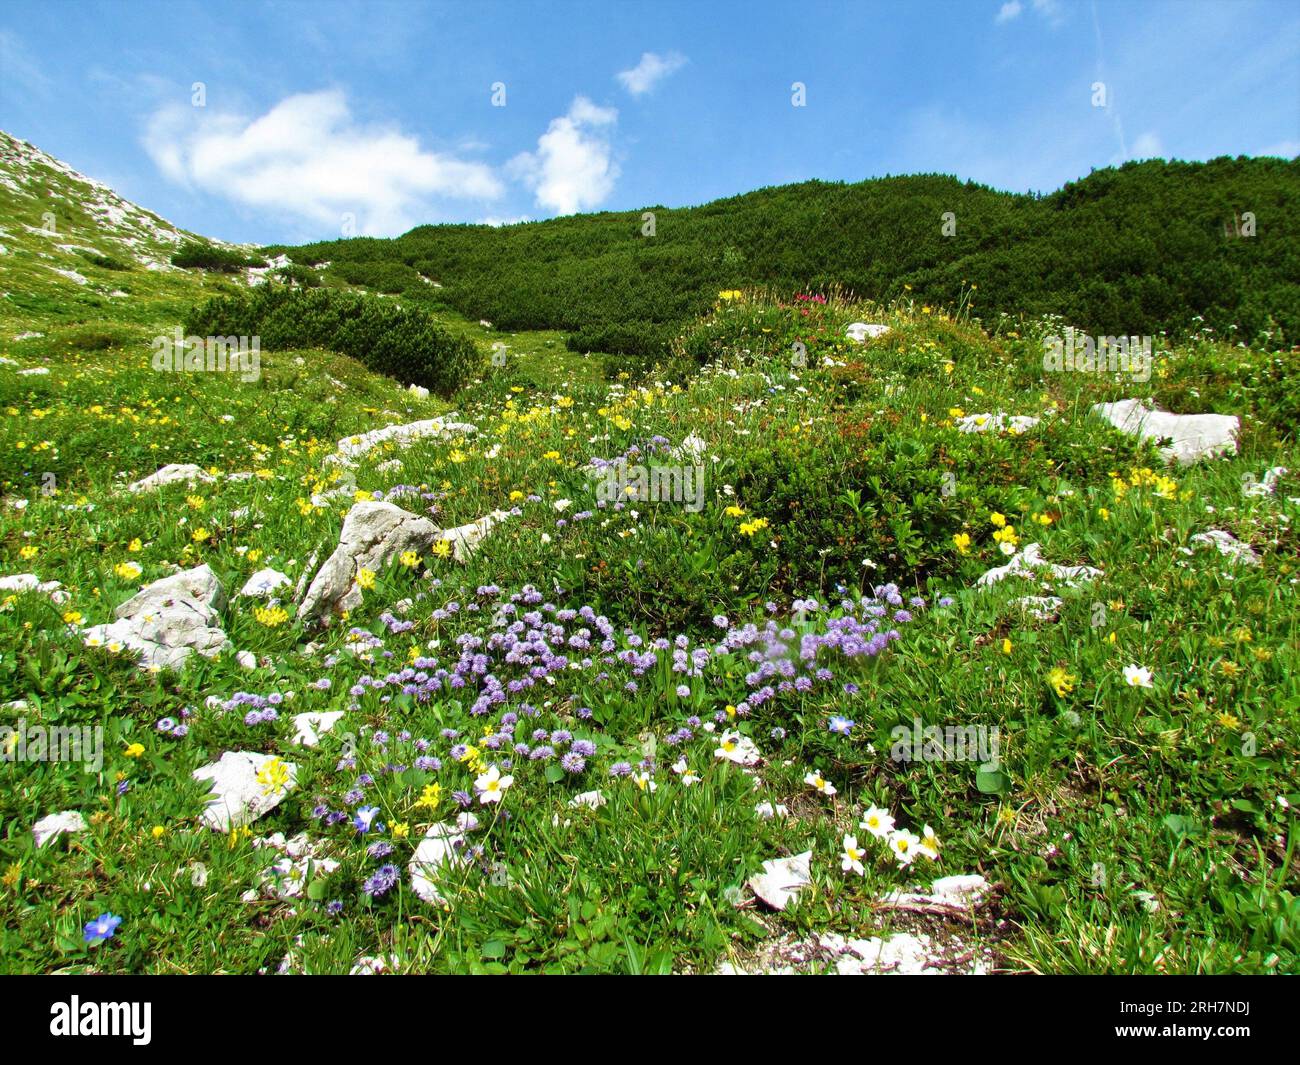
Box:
(325, 416, 478, 467)
(845, 322, 891, 342)
(192, 751, 297, 831)
(1243, 467, 1288, 497)
(0, 573, 68, 603)
(126, 463, 216, 493)
(747, 851, 813, 911)
(1012, 595, 1064, 620)
(1189, 529, 1260, 566)
(882, 873, 990, 910)
(82, 564, 230, 671)
(33, 810, 87, 848)
(977, 543, 1102, 588)
(1091, 399, 1238, 465)
(298, 500, 511, 623)
(239, 568, 291, 598)
(409, 822, 469, 905)
(291, 710, 346, 748)
(956, 412, 1040, 435)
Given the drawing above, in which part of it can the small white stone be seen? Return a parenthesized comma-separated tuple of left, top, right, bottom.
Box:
(748, 851, 812, 911)
(192, 751, 297, 831)
(33, 810, 87, 848)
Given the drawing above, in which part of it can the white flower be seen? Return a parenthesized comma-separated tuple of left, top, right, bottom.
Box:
(804, 771, 837, 796)
(671, 759, 700, 786)
(1123, 664, 1154, 688)
(888, 829, 921, 865)
(474, 765, 514, 804)
(859, 805, 895, 840)
(841, 834, 866, 876)
(919, 824, 940, 861)
(554, 498, 572, 512)
(539, 533, 552, 544)
(755, 801, 789, 821)
(632, 771, 658, 793)
(714, 729, 760, 765)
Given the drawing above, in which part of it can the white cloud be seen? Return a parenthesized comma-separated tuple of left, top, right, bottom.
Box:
(1258, 140, 1299, 158)
(0, 30, 52, 98)
(476, 215, 531, 227)
(508, 96, 619, 216)
(997, 0, 1064, 25)
(1131, 131, 1164, 159)
(616, 51, 686, 96)
(142, 89, 503, 236)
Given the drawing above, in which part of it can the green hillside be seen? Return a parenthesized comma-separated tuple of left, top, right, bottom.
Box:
(277, 157, 1300, 362)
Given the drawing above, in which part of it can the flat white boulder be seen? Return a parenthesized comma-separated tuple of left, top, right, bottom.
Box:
(747, 850, 812, 911)
(325, 416, 477, 467)
(82, 564, 231, 670)
(1091, 399, 1238, 465)
(33, 810, 87, 848)
(977, 543, 1101, 588)
(127, 463, 216, 493)
(192, 751, 298, 831)
(239, 568, 291, 598)
(845, 322, 891, 342)
(956, 412, 1040, 435)
(1189, 529, 1260, 566)
(291, 710, 346, 747)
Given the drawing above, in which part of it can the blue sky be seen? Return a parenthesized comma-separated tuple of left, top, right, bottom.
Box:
(2, 0, 1297, 244)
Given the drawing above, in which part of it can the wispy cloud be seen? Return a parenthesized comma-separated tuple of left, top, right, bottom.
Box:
(616, 51, 686, 96)
(142, 89, 503, 237)
(995, 0, 1064, 26)
(0, 30, 52, 99)
(508, 96, 619, 215)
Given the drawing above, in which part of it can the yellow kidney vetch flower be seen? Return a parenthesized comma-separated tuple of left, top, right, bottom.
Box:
(1047, 667, 1076, 698)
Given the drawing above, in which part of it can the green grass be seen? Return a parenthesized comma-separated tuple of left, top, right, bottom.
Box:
(0, 132, 1297, 975)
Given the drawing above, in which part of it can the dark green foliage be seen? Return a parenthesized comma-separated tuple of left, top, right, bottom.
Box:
(182, 286, 483, 394)
(79, 251, 130, 271)
(171, 241, 265, 273)
(269, 156, 1300, 359)
(274, 264, 322, 287)
(328, 259, 428, 295)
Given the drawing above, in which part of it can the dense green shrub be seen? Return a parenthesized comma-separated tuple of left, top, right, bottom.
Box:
(274, 264, 322, 287)
(328, 260, 427, 295)
(80, 251, 130, 271)
(182, 286, 483, 394)
(171, 241, 265, 273)
(268, 156, 1300, 362)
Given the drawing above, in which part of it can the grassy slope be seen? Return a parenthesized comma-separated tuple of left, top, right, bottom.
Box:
(0, 133, 1297, 974)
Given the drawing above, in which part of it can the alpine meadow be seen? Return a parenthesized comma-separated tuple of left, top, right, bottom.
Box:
(0, 0, 1297, 1003)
